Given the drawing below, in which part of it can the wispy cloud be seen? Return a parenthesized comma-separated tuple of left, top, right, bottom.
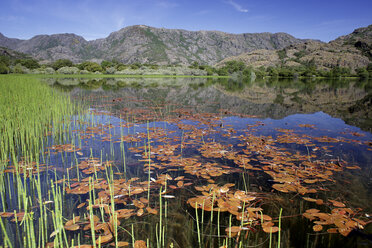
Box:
(0, 15, 24, 22)
(224, 0, 248, 13)
(156, 1, 179, 8)
(194, 10, 211, 16)
(116, 17, 125, 29)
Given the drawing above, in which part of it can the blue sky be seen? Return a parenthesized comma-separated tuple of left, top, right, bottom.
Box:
(0, 0, 371, 42)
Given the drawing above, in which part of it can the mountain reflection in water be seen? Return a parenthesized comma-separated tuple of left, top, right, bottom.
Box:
(47, 77, 372, 132)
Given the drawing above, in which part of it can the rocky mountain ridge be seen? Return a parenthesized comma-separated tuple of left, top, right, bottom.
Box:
(0, 25, 309, 65)
(217, 25, 372, 71)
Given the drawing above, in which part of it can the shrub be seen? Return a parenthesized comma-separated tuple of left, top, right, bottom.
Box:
(52, 59, 74, 70)
(277, 49, 287, 60)
(356, 68, 369, 78)
(44, 67, 55, 74)
(0, 55, 10, 66)
(105, 67, 116, 74)
(79, 70, 90, 74)
(0, 62, 9, 74)
(12, 64, 28, 74)
(57, 66, 79, 74)
(101, 60, 114, 69)
(78, 62, 103, 72)
(15, 59, 40, 69)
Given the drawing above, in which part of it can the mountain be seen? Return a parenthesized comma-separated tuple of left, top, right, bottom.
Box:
(217, 25, 372, 71)
(0, 46, 32, 61)
(0, 33, 23, 50)
(0, 25, 308, 65)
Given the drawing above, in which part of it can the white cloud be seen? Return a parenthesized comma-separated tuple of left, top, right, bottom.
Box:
(225, 0, 249, 13)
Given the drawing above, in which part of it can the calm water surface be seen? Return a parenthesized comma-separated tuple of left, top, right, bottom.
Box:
(11, 77, 372, 247)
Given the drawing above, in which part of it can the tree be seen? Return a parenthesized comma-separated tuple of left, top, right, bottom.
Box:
(223, 60, 246, 74)
(101, 60, 114, 69)
(0, 55, 10, 66)
(367, 63, 372, 72)
(15, 59, 40, 69)
(190, 61, 199, 69)
(217, 67, 228, 76)
(52, 59, 74, 70)
(116, 64, 127, 71)
(242, 67, 253, 77)
(13, 64, 25, 74)
(78, 61, 103, 72)
(267, 67, 279, 77)
(367, 63, 372, 77)
(0, 62, 9, 74)
(356, 68, 369, 78)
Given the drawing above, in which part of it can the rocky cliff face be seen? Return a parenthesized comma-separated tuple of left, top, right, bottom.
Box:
(217, 25, 372, 71)
(0, 46, 31, 60)
(0, 25, 307, 65)
(0, 33, 23, 50)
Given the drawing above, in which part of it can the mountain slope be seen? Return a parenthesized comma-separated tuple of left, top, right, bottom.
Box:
(0, 25, 308, 65)
(0, 46, 32, 61)
(217, 25, 372, 71)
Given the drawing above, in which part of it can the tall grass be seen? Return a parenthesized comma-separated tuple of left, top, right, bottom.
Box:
(0, 75, 77, 162)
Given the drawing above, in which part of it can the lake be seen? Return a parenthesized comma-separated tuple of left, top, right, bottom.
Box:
(1, 75, 371, 248)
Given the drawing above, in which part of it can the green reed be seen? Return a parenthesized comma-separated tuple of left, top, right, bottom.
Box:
(0, 75, 77, 162)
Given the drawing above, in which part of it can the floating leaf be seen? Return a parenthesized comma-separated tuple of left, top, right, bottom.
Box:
(263, 226, 279, 233)
(225, 226, 241, 234)
(313, 225, 323, 232)
(134, 240, 147, 248)
(65, 224, 80, 231)
(327, 228, 338, 234)
(329, 200, 346, 208)
(96, 233, 113, 245)
(110, 241, 129, 247)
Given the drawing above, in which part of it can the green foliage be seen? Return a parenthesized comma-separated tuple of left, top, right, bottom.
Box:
(189, 61, 199, 69)
(0, 62, 9, 74)
(116, 64, 128, 71)
(277, 49, 287, 60)
(294, 50, 306, 59)
(267, 67, 279, 77)
(105, 67, 116, 74)
(356, 68, 369, 78)
(216, 67, 228, 76)
(101, 60, 114, 69)
(277, 67, 295, 78)
(254, 68, 267, 78)
(367, 63, 372, 72)
(130, 63, 141, 70)
(331, 66, 351, 77)
(0, 75, 76, 160)
(0, 55, 11, 66)
(13, 64, 25, 74)
(78, 61, 103, 72)
(149, 64, 159, 70)
(57, 66, 79, 74)
(142, 28, 168, 62)
(52, 59, 74, 70)
(242, 67, 253, 77)
(223, 60, 246, 74)
(15, 58, 40, 69)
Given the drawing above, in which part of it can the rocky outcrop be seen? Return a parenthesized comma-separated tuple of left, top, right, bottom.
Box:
(0, 46, 32, 60)
(0, 25, 307, 65)
(217, 25, 372, 71)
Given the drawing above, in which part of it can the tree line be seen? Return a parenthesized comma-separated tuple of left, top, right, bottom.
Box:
(1, 56, 372, 79)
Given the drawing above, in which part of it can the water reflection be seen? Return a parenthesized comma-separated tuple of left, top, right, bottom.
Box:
(30, 76, 372, 247)
(45, 77, 372, 132)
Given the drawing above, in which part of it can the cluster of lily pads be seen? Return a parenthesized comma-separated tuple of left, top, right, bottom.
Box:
(1, 89, 371, 248)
